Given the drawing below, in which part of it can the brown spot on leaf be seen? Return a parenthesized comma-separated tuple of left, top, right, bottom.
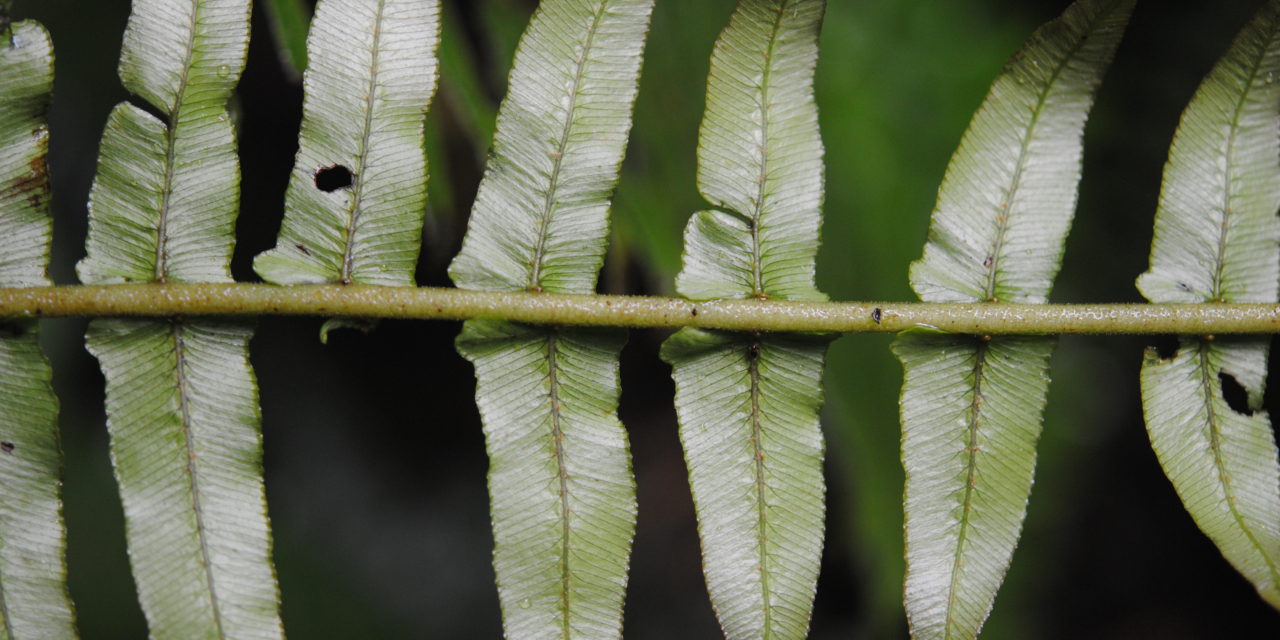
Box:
(2, 144, 50, 210)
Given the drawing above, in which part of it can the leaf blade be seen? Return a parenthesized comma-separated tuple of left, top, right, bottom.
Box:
(448, 0, 655, 295)
(78, 0, 252, 285)
(897, 1, 1132, 637)
(0, 20, 77, 639)
(448, 1, 655, 636)
(908, 0, 1133, 305)
(676, 0, 827, 304)
(76, 1, 282, 635)
(254, 0, 441, 287)
(1137, 1, 1280, 609)
(894, 333, 1054, 640)
(662, 328, 828, 639)
(662, 1, 831, 636)
(457, 322, 634, 640)
(86, 320, 280, 639)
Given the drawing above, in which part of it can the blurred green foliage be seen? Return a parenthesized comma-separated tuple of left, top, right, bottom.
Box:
(12, 0, 1280, 637)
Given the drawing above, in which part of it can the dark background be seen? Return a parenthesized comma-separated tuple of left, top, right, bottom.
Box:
(10, 0, 1280, 637)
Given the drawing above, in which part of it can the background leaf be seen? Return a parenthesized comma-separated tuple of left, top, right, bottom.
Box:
(0, 18, 77, 639)
(897, 1, 1132, 638)
(661, 0, 830, 637)
(262, 0, 311, 82)
(1137, 0, 1280, 609)
(254, 0, 441, 287)
(75, 0, 282, 636)
(449, 0, 655, 637)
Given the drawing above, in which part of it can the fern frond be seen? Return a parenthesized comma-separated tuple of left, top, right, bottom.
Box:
(659, 1, 830, 636)
(254, 0, 441, 287)
(76, 0, 282, 636)
(449, 0, 655, 637)
(895, 1, 1132, 637)
(0, 19, 77, 638)
(1137, 0, 1280, 609)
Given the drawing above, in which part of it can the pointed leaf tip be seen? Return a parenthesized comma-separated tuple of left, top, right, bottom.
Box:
(909, 0, 1134, 305)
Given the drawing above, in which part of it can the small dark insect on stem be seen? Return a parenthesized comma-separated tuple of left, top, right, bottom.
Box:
(747, 331, 763, 361)
(872, 307, 882, 324)
(1, 441, 15, 454)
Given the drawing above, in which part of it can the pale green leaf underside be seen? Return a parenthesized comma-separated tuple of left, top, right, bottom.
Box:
(87, 320, 281, 639)
(661, 328, 827, 640)
(895, 334, 1054, 640)
(77, 2, 281, 637)
(78, 0, 250, 285)
(449, 2, 652, 636)
(0, 21, 53, 288)
(457, 321, 635, 640)
(448, 0, 655, 294)
(664, 1, 829, 637)
(1138, 2, 1280, 610)
(79, 104, 239, 284)
(1139, 0, 1280, 306)
(254, 0, 441, 286)
(898, 3, 1131, 638)
(0, 21, 77, 640)
(0, 325, 74, 640)
(1141, 340, 1280, 608)
(909, 0, 1133, 305)
(677, 0, 826, 303)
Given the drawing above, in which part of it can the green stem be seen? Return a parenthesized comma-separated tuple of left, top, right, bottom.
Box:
(2, 284, 1280, 334)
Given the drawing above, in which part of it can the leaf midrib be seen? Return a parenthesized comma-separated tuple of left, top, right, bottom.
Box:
(545, 331, 573, 638)
(942, 338, 988, 639)
(1195, 341, 1280, 589)
(172, 321, 226, 638)
(979, 9, 1102, 302)
(340, 0, 390, 285)
(526, 0, 609, 293)
(152, 1, 203, 283)
(743, 2, 791, 301)
(1209, 18, 1280, 302)
(746, 336, 773, 635)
